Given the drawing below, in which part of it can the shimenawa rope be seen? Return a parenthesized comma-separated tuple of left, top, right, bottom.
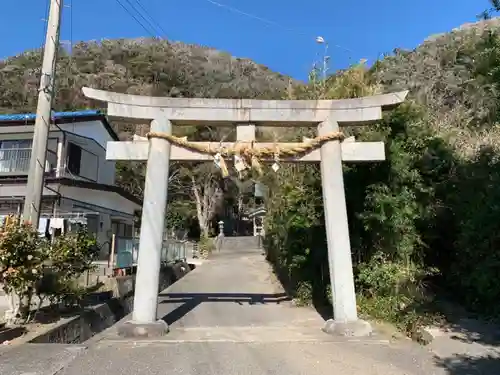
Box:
(146, 131, 345, 176)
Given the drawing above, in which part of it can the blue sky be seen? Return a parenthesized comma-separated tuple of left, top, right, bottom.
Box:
(0, 0, 486, 80)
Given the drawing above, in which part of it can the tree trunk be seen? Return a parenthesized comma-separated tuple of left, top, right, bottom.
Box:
(201, 225, 210, 238)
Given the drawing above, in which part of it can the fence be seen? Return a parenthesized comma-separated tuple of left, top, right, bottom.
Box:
(111, 236, 187, 269)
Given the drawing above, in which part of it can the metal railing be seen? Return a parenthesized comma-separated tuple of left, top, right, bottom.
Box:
(0, 148, 32, 173)
(113, 236, 187, 269)
(0, 148, 57, 174)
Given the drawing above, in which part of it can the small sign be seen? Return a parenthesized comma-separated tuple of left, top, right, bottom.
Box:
(234, 155, 247, 172)
(254, 182, 265, 197)
(214, 153, 222, 168)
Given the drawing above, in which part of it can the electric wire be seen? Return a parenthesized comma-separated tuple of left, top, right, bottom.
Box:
(121, 0, 164, 38)
(113, 0, 159, 38)
(200, 0, 354, 54)
(130, 0, 169, 38)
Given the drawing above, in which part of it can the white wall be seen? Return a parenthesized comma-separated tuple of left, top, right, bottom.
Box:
(59, 120, 116, 185)
(58, 185, 139, 217)
(59, 120, 113, 150)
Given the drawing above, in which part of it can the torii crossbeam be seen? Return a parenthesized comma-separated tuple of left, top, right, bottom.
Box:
(83, 87, 408, 338)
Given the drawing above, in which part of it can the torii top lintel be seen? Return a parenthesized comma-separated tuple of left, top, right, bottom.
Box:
(82, 87, 408, 126)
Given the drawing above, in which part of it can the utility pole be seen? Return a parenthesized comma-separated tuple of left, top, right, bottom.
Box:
(23, 0, 63, 226)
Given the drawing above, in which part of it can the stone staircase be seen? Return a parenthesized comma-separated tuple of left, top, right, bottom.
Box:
(219, 236, 262, 252)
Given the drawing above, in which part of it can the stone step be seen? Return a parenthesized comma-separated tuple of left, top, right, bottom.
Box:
(220, 236, 261, 251)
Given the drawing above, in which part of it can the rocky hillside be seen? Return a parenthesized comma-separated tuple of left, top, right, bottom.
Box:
(373, 18, 500, 154)
(0, 38, 292, 138)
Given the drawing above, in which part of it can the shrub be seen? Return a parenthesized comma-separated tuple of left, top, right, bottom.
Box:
(0, 217, 100, 322)
(0, 217, 49, 318)
(44, 229, 99, 307)
(198, 234, 215, 258)
(262, 65, 442, 337)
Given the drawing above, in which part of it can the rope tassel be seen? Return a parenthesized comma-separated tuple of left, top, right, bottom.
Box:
(250, 155, 263, 176)
(218, 157, 229, 178)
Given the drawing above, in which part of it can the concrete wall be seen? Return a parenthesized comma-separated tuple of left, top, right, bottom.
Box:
(29, 262, 191, 344)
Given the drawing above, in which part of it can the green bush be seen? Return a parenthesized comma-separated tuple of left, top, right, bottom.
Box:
(44, 229, 99, 307)
(262, 67, 443, 335)
(0, 218, 100, 321)
(198, 234, 215, 258)
(0, 217, 49, 318)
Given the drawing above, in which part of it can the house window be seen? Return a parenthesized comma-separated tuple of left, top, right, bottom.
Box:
(112, 221, 133, 238)
(0, 140, 33, 173)
(67, 142, 82, 175)
(0, 140, 32, 149)
(66, 142, 98, 181)
(86, 215, 99, 235)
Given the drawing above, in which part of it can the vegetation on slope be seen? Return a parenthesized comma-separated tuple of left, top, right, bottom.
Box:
(0, 39, 290, 117)
(263, 20, 500, 336)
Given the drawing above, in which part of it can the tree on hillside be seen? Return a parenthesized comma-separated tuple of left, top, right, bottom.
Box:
(188, 164, 223, 238)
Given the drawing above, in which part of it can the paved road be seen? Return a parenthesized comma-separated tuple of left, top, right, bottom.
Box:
(0, 247, 454, 374)
(54, 247, 443, 375)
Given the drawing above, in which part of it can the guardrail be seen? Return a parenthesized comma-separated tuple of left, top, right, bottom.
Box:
(111, 236, 187, 269)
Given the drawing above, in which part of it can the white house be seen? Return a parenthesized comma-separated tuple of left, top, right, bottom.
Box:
(0, 110, 142, 259)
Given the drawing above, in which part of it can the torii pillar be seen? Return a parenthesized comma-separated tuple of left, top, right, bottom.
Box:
(83, 87, 408, 337)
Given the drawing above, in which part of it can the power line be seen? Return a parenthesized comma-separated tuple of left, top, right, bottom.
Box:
(113, 0, 170, 39)
(130, 0, 169, 38)
(42, 0, 50, 46)
(26, 0, 51, 110)
(121, 0, 166, 37)
(69, 0, 73, 54)
(204, 0, 299, 34)
(200, 0, 354, 54)
(113, 0, 159, 38)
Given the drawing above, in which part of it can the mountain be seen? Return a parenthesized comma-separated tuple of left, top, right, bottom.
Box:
(0, 38, 293, 138)
(373, 18, 500, 154)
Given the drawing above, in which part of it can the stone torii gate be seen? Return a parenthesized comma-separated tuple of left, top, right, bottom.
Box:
(83, 87, 408, 337)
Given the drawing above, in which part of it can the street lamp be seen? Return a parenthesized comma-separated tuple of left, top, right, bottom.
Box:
(316, 36, 329, 81)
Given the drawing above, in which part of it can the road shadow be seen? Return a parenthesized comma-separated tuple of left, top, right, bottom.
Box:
(158, 292, 291, 325)
(435, 354, 500, 375)
(430, 298, 500, 347)
(441, 318, 500, 346)
(429, 299, 500, 374)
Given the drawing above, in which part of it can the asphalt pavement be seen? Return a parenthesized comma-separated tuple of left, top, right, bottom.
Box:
(1, 246, 450, 375)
